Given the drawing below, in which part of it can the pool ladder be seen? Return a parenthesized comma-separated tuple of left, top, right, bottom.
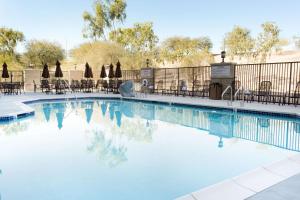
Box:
(234, 86, 245, 107)
(222, 86, 233, 106)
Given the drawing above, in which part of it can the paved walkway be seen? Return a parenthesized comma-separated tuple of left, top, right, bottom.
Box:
(247, 173, 300, 200)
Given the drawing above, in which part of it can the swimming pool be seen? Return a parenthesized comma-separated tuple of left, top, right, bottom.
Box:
(0, 99, 299, 200)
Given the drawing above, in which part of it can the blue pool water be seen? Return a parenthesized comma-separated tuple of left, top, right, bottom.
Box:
(0, 99, 299, 200)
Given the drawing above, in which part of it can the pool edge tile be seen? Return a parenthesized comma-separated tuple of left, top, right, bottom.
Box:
(191, 179, 255, 200)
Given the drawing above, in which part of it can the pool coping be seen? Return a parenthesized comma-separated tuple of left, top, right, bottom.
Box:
(0, 93, 300, 200)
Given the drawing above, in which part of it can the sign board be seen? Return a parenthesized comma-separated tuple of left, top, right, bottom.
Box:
(141, 68, 154, 79)
(211, 65, 234, 79)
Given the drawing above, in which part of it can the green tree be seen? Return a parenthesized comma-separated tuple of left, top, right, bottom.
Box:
(255, 22, 281, 62)
(160, 36, 213, 66)
(22, 40, 65, 68)
(110, 22, 158, 53)
(83, 0, 127, 40)
(0, 27, 24, 57)
(110, 22, 158, 68)
(70, 41, 125, 70)
(224, 26, 254, 59)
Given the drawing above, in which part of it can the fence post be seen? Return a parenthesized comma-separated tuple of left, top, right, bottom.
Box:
(258, 64, 262, 102)
(177, 68, 180, 95)
(288, 62, 293, 104)
(192, 67, 195, 96)
(164, 68, 167, 90)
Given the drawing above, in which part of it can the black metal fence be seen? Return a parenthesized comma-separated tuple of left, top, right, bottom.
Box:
(2, 61, 300, 105)
(140, 62, 299, 105)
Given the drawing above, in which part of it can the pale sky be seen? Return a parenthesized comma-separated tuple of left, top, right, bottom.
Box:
(0, 0, 299, 53)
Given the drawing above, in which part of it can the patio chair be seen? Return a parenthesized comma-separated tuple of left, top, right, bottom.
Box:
(87, 79, 94, 93)
(102, 80, 108, 92)
(178, 80, 188, 96)
(40, 79, 51, 93)
(194, 80, 210, 97)
(80, 80, 88, 92)
(113, 80, 123, 93)
(153, 80, 165, 95)
(55, 79, 67, 94)
(290, 81, 300, 105)
(166, 80, 178, 96)
(256, 81, 272, 103)
(70, 80, 81, 92)
(107, 80, 115, 93)
(95, 80, 102, 92)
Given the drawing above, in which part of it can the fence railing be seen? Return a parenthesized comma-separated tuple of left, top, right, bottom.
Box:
(2, 61, 300, 104)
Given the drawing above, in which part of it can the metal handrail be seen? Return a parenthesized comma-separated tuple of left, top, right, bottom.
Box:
(222, 86, 233, 102)
(234, 86, 244, 100)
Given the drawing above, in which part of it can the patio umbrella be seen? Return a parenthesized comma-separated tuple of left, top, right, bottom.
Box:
(42, 103, 51, 122)
(89, 65, 93, 78)
(100, 65, 107, 79)
(84, 62, 91, 79)
(55, 60, 63, 78)
(108, 63, 114, 79)
(115, 61, 122, 79)
(2, 62, 9, 80)
(42, 63, 50, 79)
(101, 103, 107, 117)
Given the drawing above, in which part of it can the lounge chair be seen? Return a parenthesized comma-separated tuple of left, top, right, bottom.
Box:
(55, 80, 67, 94)
(289, 81, 300, 105)
(40, 79, 51, 93)
(257, 81, 272, 103)
(107, 80, 115, 93)
(166, 80, 178, 96)
(113, 80, 123, 93)
(178, 80, 188, 96)
(154, 80, 165, 95)
(192, 80, 210, 97)
(87, 79, 94, 93)
(70, 80, 81, 92)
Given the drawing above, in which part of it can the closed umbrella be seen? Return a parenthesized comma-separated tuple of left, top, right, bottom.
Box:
(2, 62, 9, 81)
(55, 60, 63, 78)
(84, 62, 90, 79)
(100, 65, 107, 79)
(42, 63, 50, 79)
(115, 61, 122, 79)
(89, 65, 93, 79)
(108, 64, 114, 79)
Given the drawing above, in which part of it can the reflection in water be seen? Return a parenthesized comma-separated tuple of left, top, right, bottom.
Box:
(100, 102, 107, 117)
(83, 101, 94, 124)
(2, 100, 299, 155)
(35, 100, 300, 152)
(53, 102, 66, 130)
(87, 129, 127, 168)
(42, 103, 51, 122)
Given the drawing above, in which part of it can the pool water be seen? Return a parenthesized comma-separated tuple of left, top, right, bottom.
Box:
(0, 99, 299, 200)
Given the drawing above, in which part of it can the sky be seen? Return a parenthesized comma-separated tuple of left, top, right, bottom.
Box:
(0, 0, 300, 53)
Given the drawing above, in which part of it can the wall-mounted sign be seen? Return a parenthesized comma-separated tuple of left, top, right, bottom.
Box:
(141, 68, 154, 79)
(211, 65, 234, 78)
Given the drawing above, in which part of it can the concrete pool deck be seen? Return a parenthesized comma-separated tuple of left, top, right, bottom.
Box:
(0, 92, 300, 200)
